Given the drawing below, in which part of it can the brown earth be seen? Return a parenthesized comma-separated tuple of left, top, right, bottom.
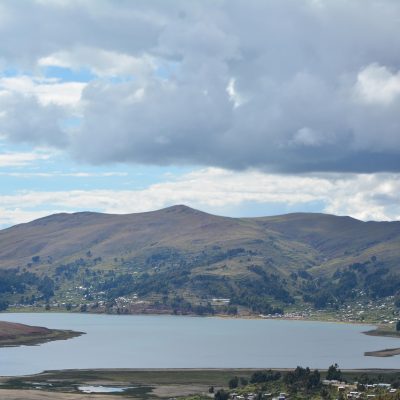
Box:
(0, 389, 122, 400)
(0, 321, 83, 347)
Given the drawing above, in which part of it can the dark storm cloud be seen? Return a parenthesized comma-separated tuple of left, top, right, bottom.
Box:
(1, 0, 400, 172)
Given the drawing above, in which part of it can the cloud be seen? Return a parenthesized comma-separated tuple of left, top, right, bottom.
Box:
(1, 168, 400, 227)
(0, 171, 128, 178)
(0, 1, 400, 173)
(0, 76, 85, 107)
(0, 151, 51, 167)
(38, 47, 155, 78)
(354, 63, 400, 105)
(0, 90, 68, 147)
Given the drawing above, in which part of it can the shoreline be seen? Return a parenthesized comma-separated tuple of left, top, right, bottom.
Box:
(2, 308, 380, 326)
(362, 327, 400, 357)
(0, 321, 84, 348)
(365, 348, 400, 357)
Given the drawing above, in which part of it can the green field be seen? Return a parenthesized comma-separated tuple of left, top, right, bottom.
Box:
(1, 368, 400, 400)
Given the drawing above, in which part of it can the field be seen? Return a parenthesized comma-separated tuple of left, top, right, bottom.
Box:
(1, 368, 400, 400)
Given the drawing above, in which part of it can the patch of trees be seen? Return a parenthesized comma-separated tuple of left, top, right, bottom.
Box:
(231, 295, 283, 315)
(55, 263, 80, 279)
(326, 363, 342, 381)
(169, 296, 214, 315)
(365, 273, 400, 298)
(145, 249, 182, 267)
(395, 296, 400, 308)
(301, 261, 399, 309)
(214, 389, 229, 400)
(0, 297, 9, 311)
(0, 269, 55, 307)
(222, 305, 238, 315)
(96, 273, 135, 299)
(228, 376, 249, 389)
(250, 370, 281, 383)
(245, 266, 294, 304)
(302, 270, 359, 308)
(190, 274, 234, 298)
(283, 366, 321, 391)
(37, 276, 55, 300)
(187, 247, 249, 269)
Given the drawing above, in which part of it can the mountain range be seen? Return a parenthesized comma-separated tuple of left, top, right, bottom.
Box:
(1, 205, 399, 315)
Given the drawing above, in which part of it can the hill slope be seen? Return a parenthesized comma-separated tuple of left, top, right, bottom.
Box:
(0, 205, 399, 316)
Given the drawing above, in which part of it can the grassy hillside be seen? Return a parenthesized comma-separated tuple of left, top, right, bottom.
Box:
(0, 205, 399, 319)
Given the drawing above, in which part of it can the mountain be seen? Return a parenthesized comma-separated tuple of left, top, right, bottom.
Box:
(0, 205, 399, 316)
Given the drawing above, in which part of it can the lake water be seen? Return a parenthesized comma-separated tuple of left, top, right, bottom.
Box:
(0, 313, 399, 376)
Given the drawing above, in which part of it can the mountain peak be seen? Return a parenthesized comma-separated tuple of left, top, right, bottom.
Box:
(161, 204, 201, 214)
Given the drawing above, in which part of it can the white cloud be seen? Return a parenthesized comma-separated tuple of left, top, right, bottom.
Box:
(38, 47, 155, 78)
(0, 151, 51, 167)
(291, 127, 325, 147)
(0, 76, 85, 107)
(354, 63, 400, 105)
(226, 78, 246, 108)
(1, 168, 400, 227)
(0, 171, 127, 177)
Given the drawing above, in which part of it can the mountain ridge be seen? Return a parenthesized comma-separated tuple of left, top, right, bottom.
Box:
(0, 205, 399, 316)
(1, 205, 400, 272)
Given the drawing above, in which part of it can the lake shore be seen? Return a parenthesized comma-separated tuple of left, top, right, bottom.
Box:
(365, 348, 400, 357)
(3, 307, 380, 325)
(1, 368, 400, 400)
(362, 326, 400, 357)
(0, 321, 84, 348)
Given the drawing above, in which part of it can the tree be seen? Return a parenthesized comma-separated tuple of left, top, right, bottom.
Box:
(239, 377, 248, 386)
(215, 390, 229, 400)
(250, 370, 281, 384)
(395, 296, 400, 309)
(396, 320, 400, 332)
(38, 277, 55, 300)
(0, 298, 9, 311)
(229, 376, 239, 389)
(209, 386, 214, 393)
(326, 364, 342, 381)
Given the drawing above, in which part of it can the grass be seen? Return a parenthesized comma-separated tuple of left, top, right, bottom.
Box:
(1, 368, 400, 399)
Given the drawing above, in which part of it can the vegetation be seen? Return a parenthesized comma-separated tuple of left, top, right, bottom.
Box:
(326, 363, 342, 381)
(1, 367, 399, 400)
(1, 206, 400, 320)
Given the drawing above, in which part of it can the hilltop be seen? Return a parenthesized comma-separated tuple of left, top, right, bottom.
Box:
(0, 205, 399, 318)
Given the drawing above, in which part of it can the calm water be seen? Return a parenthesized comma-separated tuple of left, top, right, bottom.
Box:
(0, 313, 399, 376)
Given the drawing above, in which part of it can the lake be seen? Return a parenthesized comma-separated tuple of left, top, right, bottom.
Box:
(0, 313, 399, 376)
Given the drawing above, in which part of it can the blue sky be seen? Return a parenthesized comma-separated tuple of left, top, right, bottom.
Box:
(1, 0, 400, 227)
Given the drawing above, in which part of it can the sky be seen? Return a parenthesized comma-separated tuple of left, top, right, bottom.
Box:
(1, 0, 400, 227)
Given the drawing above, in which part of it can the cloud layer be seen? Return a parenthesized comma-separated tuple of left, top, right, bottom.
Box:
(2, 168, 400, 227)
(0, 0, 400, 173)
